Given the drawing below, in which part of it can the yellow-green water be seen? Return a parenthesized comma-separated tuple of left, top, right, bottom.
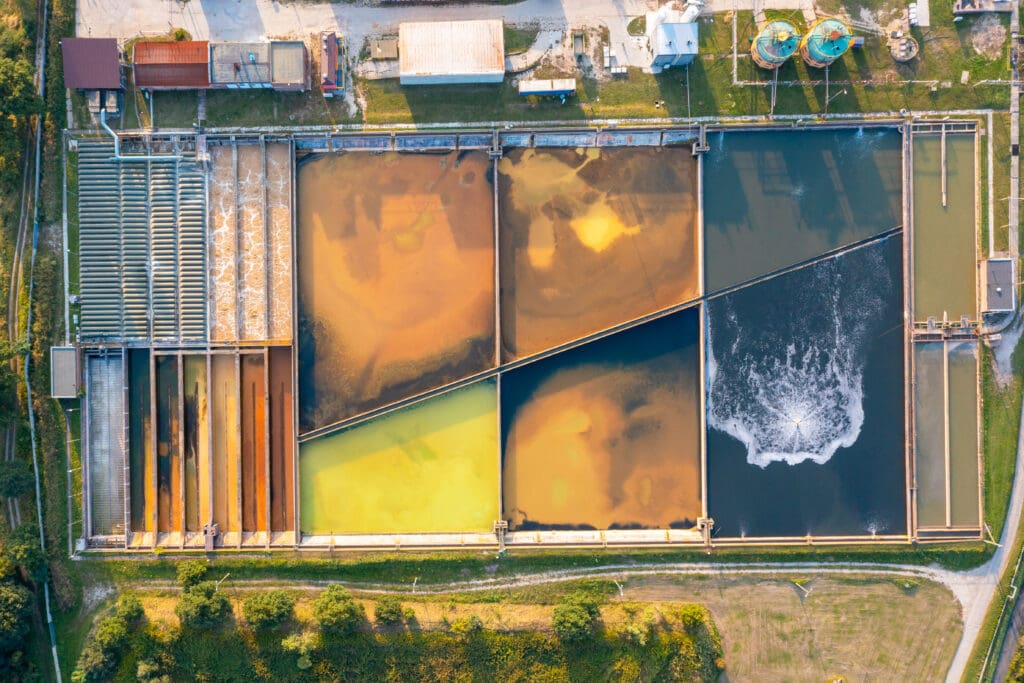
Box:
(300, 381, 499, 535)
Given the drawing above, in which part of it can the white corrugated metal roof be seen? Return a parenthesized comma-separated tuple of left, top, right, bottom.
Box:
(654, 22, 699, 57)
(399, 20, 505, 79)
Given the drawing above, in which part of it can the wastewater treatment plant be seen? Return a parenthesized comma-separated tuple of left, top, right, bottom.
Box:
(72, 122, 984, 549)
(7, 1, 1024, 680)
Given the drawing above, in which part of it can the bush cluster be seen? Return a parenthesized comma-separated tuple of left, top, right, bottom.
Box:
(71, 595, 145, 682)
(313, 585, 364, 635)
(243, 590, 294, 631)
(552, 591, 602, 643)
(176, 581, 231, 629)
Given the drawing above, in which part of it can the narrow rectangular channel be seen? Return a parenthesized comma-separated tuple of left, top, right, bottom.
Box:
(211, 354, 240, 533)
(128, 349, 152, 533)
(240, 353, 267, 533)
(269, 346, 294, 532)
(155, 355, 181, 533)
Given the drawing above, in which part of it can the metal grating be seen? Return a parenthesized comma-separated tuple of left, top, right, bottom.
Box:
(77, 139, 207, 343)
(86, 353, 126, 536)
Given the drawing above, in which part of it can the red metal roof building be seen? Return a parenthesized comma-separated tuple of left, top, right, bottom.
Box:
(61, 38, 122, 90)
(133, 41, 210, 89)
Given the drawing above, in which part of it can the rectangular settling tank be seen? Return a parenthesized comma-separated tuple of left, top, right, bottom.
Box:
(208, 142, 294, 343)
(501, 308, 703, 531)
(703, 127, 902, 293)
(86, 354, 126, 536)
(497, 147, 700, 360)
(300, 380, 499, 535)
(183, 355, 210, 533)
(211, 354, 240, 533)
(240, 353, 268, 533)
(297, 151, 496, 433)
(269, 347, 295, 532)
(705, 234, 906, 538)
(912, 134, 977, 322)
(914, 341, 980, 529)
(155, 355, 182, 533)
(128, 350, 153, 532)
(914, 342, 947, 528)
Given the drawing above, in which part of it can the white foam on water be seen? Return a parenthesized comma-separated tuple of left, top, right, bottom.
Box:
(707, 242, 891, 468)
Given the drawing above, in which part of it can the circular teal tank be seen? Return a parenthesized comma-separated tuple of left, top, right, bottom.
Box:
(751, 20, 800, 69)
(799, 18, 853, 68)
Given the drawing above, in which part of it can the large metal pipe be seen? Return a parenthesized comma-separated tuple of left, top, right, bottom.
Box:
(100, 110, 179, 161)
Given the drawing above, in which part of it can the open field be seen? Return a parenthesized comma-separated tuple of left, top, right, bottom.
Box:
(623, 575, 959, 681)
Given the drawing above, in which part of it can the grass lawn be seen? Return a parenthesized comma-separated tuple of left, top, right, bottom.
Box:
(204, 88, 359, 128)
(983, 345, 1024, 538)
(504, 23, 540, 55)
(151, 91, 198, 129)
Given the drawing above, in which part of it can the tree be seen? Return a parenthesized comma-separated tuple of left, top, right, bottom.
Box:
(175, 581, 230, 629)
(0, 461, 33, 498)
(312, 585, 364, 635)
(115, 594, 144, 624)
(175, 560, 208, 589)
(0, 57, 40, 118)
(4, 523, 46, 581)
(374, 595, 404, 625)
(0, 582, 31, 652)
(552, 591, 601, 643)
(242, 590, 294, 631)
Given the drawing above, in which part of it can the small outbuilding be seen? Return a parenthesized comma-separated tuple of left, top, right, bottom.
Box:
(133, 41, 210, 89)
(984, 258, 1016, 313)
(518, 79, 577, 97)
(650, 20, 699, 71)
(50, 347, 79, 399)
(61, 38, 122, 91)
(399, 19, 505, 85)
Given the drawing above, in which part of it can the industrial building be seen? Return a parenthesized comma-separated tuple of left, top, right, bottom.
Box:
(133, 41, 210, 89)
(646, 2, 701, 72)
(399, 19, 505, 85)
(61, 38, 122, 92)
(209, 41, 308, 90)
(133, 40, 307, 91)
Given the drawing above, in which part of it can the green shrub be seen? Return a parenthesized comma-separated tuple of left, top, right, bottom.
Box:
(313, 585, 364, 635)
(374, 595, 404, 625)
(282, 631, 321, 670)
(448, 614, 483, 638)
(175, 581, 231, 629)
(0, 460, 33, 498)
(4, 523, 47, 581)
(242, 590, 294, 630)
(71, 642, 113, 682)
(176, 560, 208, 589)
(116, 594, 144, 623)
(172, 28, 190, 42)
(0, 582, 31, 651)
(552, 602, 594, 642)
(93, 614, 129, 651)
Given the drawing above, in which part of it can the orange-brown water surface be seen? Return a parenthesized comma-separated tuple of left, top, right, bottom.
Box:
(498, 147, 699, 360)
(502, 308, 702, 530)
(297, 151, 496, 432)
